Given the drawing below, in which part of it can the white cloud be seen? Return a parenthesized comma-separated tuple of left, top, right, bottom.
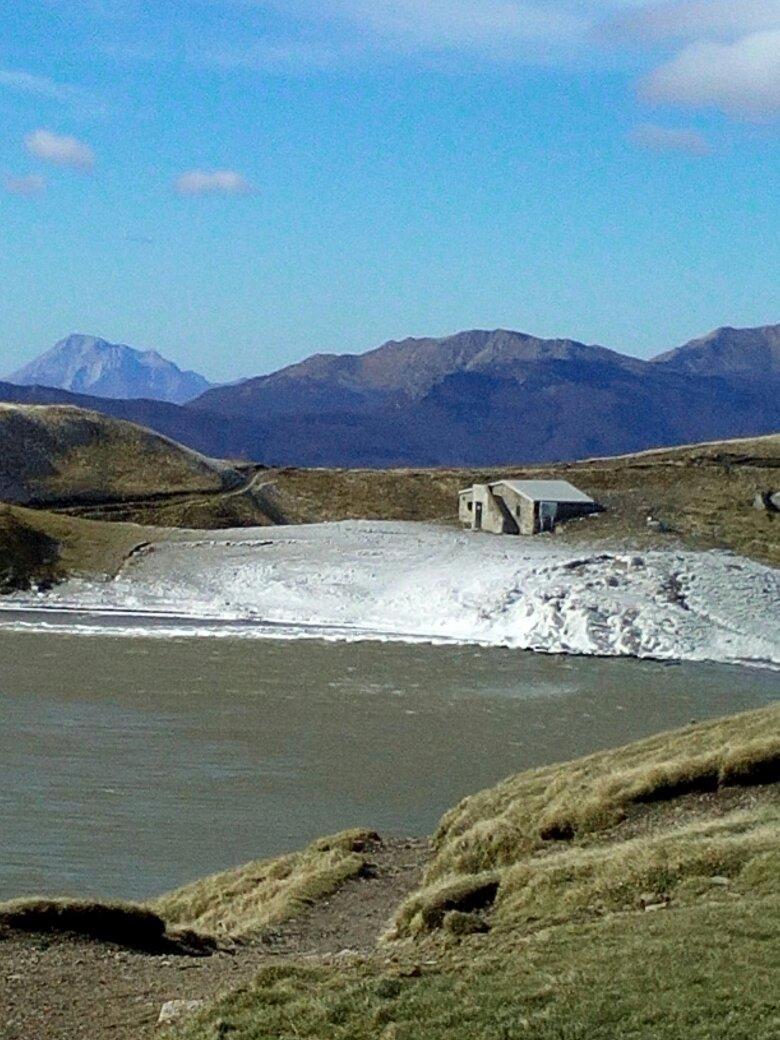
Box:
(24, 129, 96, 170)
(628, 123, 710, 155)
(641, 30, 780, 120)
(4, 173, 47, 196)
(609, 0, 780, 42)
(174, 170, 255, 196)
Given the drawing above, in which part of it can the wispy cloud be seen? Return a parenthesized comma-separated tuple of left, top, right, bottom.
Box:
(24, 129, 96, 170)
(628, 123, 711, 156)
(34, 1, 780, 131)
(211, 0, 586, 70)
(0, 68, 104, 117)
(641, 30, 780, 121)
(4, 173, 47, 197)
(325, 0, 584, 48)
(174, 170, 255, 196)
(208, 38, 347, 74)
(608, 0, 780, 42)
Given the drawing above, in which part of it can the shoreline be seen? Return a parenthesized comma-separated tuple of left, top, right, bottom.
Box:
(1, 603, 780, 673)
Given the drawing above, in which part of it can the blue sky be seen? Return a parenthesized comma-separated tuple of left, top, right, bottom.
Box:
(0, 1, 778, 382)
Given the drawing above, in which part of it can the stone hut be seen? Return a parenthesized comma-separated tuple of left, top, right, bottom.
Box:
(459, 479, 597, 536)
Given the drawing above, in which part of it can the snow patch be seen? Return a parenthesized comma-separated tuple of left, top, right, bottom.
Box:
(3, 522, 779, 668)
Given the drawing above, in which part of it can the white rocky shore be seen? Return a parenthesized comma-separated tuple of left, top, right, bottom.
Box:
(4, 521, 780, 669)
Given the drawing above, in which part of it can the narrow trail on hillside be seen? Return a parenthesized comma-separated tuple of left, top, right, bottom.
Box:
(0, 837, 429, 1040)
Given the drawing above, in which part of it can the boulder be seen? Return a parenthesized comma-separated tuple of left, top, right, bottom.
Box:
(157, 1000, 204, 1026)
(638, 892, 669, 911)
(753, 491, 780, 513)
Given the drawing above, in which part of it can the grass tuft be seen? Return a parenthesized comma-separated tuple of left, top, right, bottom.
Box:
(389, 873, 500, 937)
(152, 829, 379, 940)
(720, 738, 780, 787)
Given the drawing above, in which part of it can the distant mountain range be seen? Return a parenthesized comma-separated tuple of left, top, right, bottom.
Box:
(2, 324, 778, 466)
(7, 334, 212, 404)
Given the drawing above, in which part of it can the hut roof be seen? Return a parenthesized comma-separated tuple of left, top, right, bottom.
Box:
(491, 479, 594, 504)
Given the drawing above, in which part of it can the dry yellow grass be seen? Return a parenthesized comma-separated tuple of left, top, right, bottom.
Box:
(151, 829, 378, 940)
(0, 403, 234, 506)
(0, 503, 157, 588)
(177, 708, 780, 1040)
(0, 830, 380, 952)
(391, 704, 780, 937)
(250, 433, 780, 565)
(496, 805, 779, 931)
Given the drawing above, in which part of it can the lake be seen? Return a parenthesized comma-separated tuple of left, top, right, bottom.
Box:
(1, 628, 777, 902)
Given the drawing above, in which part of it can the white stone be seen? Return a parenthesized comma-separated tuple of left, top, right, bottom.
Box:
(157, 1000, 204, 1026)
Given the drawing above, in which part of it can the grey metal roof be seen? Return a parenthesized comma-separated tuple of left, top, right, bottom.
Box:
(489, 479, 594, 504)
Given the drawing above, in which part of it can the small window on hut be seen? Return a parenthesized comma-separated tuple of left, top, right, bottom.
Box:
(467, 501, 473, 511)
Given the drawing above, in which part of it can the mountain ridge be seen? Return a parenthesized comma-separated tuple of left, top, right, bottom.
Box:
(651, 324, 780, 379)
(7, 334, 212, 404)
(191, 328, 650, 416)
(1, 324, 778, 467)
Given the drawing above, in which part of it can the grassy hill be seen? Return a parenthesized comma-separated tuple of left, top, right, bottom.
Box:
(44, 430, 780, 564)
(3, 707, 777, 1039)
(172, 705, 779, 1040)
(0, 403, 238, 507)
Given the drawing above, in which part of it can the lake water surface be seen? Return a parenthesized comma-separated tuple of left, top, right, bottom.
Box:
(1, 629, 777, 902)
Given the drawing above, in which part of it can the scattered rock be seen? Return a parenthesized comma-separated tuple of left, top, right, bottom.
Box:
(753, 491, 779, 513)
(708, 876, 730, 887)
(157, 999, 205, 1026)
(638, 893, 669, 911)
(646, 516, 670, 533)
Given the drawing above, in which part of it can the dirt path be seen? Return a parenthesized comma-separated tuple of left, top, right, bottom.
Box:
(0, 837, 428, 1040)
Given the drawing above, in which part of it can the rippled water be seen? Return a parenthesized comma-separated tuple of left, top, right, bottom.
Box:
(1, 629, 777, 902)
